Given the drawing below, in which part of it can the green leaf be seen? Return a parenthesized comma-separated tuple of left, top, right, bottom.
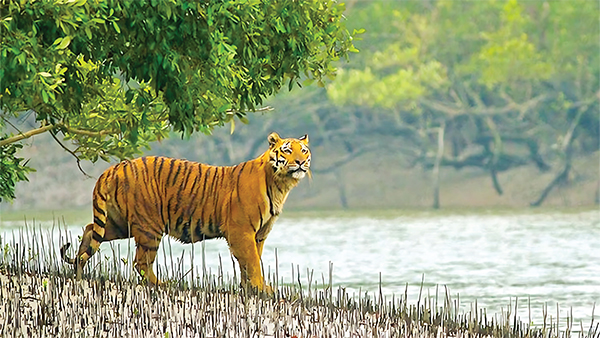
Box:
(217, 103, 231, 113)
(84, 26, 92, 40)
(165, 5, 172, 20)
(129, 126, 138, 144)
(302, 78, 315, 86)
(56, 36, 72, 50)
(125, 89, 135, 104)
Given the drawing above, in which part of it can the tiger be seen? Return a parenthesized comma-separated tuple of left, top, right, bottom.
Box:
(60, 132, 311, 291)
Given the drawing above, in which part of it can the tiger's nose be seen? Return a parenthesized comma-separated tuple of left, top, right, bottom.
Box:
(295, 159, 305, 165)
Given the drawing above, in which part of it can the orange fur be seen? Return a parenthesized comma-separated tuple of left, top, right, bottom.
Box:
(61, 132, 310, 290)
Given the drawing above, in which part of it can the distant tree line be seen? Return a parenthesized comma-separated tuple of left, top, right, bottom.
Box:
(161, 0, 599, 208)
(327, 0, 599, 207)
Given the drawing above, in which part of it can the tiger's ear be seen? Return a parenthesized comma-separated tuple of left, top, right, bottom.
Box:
(268, 132, 281, 147)
(298, 134, 309, 144)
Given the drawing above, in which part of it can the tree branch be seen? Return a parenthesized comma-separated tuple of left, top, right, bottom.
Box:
(0, 124, 57, 147)
(531, 105, 587, 207)
(530, 150, 572, 207)
(312, 144, 380, 174)
(63, 127, 115, 137)
(1, 115, 25, 135)
(49, 130, 94, 179)
(419, 94, 546, 117)
(0, 122, 119, 148)
(226, 106, 274, 115)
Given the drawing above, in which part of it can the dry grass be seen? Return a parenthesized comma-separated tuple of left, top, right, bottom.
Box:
(0, 220, 598, 338)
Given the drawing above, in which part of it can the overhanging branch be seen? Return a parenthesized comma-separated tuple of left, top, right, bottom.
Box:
(0, 123, 116, 148)
(49, 130, 93, 178)
(0, 124, 56, 147)
(64, 127, 114, 137)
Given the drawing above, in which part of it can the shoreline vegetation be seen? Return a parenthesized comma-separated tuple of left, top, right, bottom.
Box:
(0, 221, 598, 338)
(2, 270, 596, 338)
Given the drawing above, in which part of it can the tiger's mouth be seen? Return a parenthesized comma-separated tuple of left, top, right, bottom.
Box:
(288, 167, 307, 179)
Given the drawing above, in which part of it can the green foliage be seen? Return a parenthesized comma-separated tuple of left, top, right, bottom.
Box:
(0, 139, 35, 202)
(328, 44, 447, 110)
(460, 0, 554, 88)
(324, 0, 598, 199)
(0, 0, 357, 202)
(330, 0, 598, 110)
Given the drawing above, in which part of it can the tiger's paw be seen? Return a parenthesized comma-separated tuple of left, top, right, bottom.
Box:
(242, 282, 275, 296)
(261, 284, 275, 295)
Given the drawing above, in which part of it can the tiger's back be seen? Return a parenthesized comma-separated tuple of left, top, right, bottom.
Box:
(99, 157, 240, 244)
(61, 132, 311, 290)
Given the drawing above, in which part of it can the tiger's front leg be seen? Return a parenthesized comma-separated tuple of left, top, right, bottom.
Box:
(226, 228, 267, 291)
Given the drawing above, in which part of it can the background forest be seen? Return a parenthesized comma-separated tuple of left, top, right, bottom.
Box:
(2, 0, 599, 211)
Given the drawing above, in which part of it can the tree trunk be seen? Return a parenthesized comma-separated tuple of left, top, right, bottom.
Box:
(432, 125, 445, 209)
(530, 148, 572, 207)
(531, 106, 586, 207)
(334, 171, 349, 209)
(486, 117, 504, 195)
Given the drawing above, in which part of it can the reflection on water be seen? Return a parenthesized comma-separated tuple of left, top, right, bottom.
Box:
(1, 210, 599, 329)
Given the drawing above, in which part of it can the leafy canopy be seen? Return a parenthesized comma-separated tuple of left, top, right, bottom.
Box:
(0, 0, 357, 202)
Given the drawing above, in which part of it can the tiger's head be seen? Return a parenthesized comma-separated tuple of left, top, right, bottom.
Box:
(268, 132, 311, 180)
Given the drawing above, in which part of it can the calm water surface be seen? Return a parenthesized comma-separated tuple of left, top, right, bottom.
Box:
(1, 210, 599, 329)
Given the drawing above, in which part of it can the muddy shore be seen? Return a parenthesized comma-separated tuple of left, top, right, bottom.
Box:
(1, 269, 592, 338)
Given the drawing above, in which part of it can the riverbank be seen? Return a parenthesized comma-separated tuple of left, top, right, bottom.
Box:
(2, 269, 588, 338)
(0, 210, 599, 337)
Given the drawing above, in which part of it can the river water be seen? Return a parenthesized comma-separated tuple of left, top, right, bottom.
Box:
(1, 209, 599, 330)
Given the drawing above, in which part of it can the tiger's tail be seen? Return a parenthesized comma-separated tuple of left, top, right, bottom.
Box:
(60, 242, 76, 264)
(61, 173, 111, 275)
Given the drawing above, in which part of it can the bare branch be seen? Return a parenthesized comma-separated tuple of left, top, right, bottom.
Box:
(0, 122, 119, 148)
(312, 144, 380, 174)
(561, 105, 587, 151)
(1, 116, 25, 135)
(63, 127, 115, 137)
(419, 94, 546, 117)
(485, 116, 503, 195)
(0, 124, 56, 147)
(226, 106, 274, 114)
(49, 131, 93, 179)
(530, 153, 572, 207)
(531, 103, 590, 206)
